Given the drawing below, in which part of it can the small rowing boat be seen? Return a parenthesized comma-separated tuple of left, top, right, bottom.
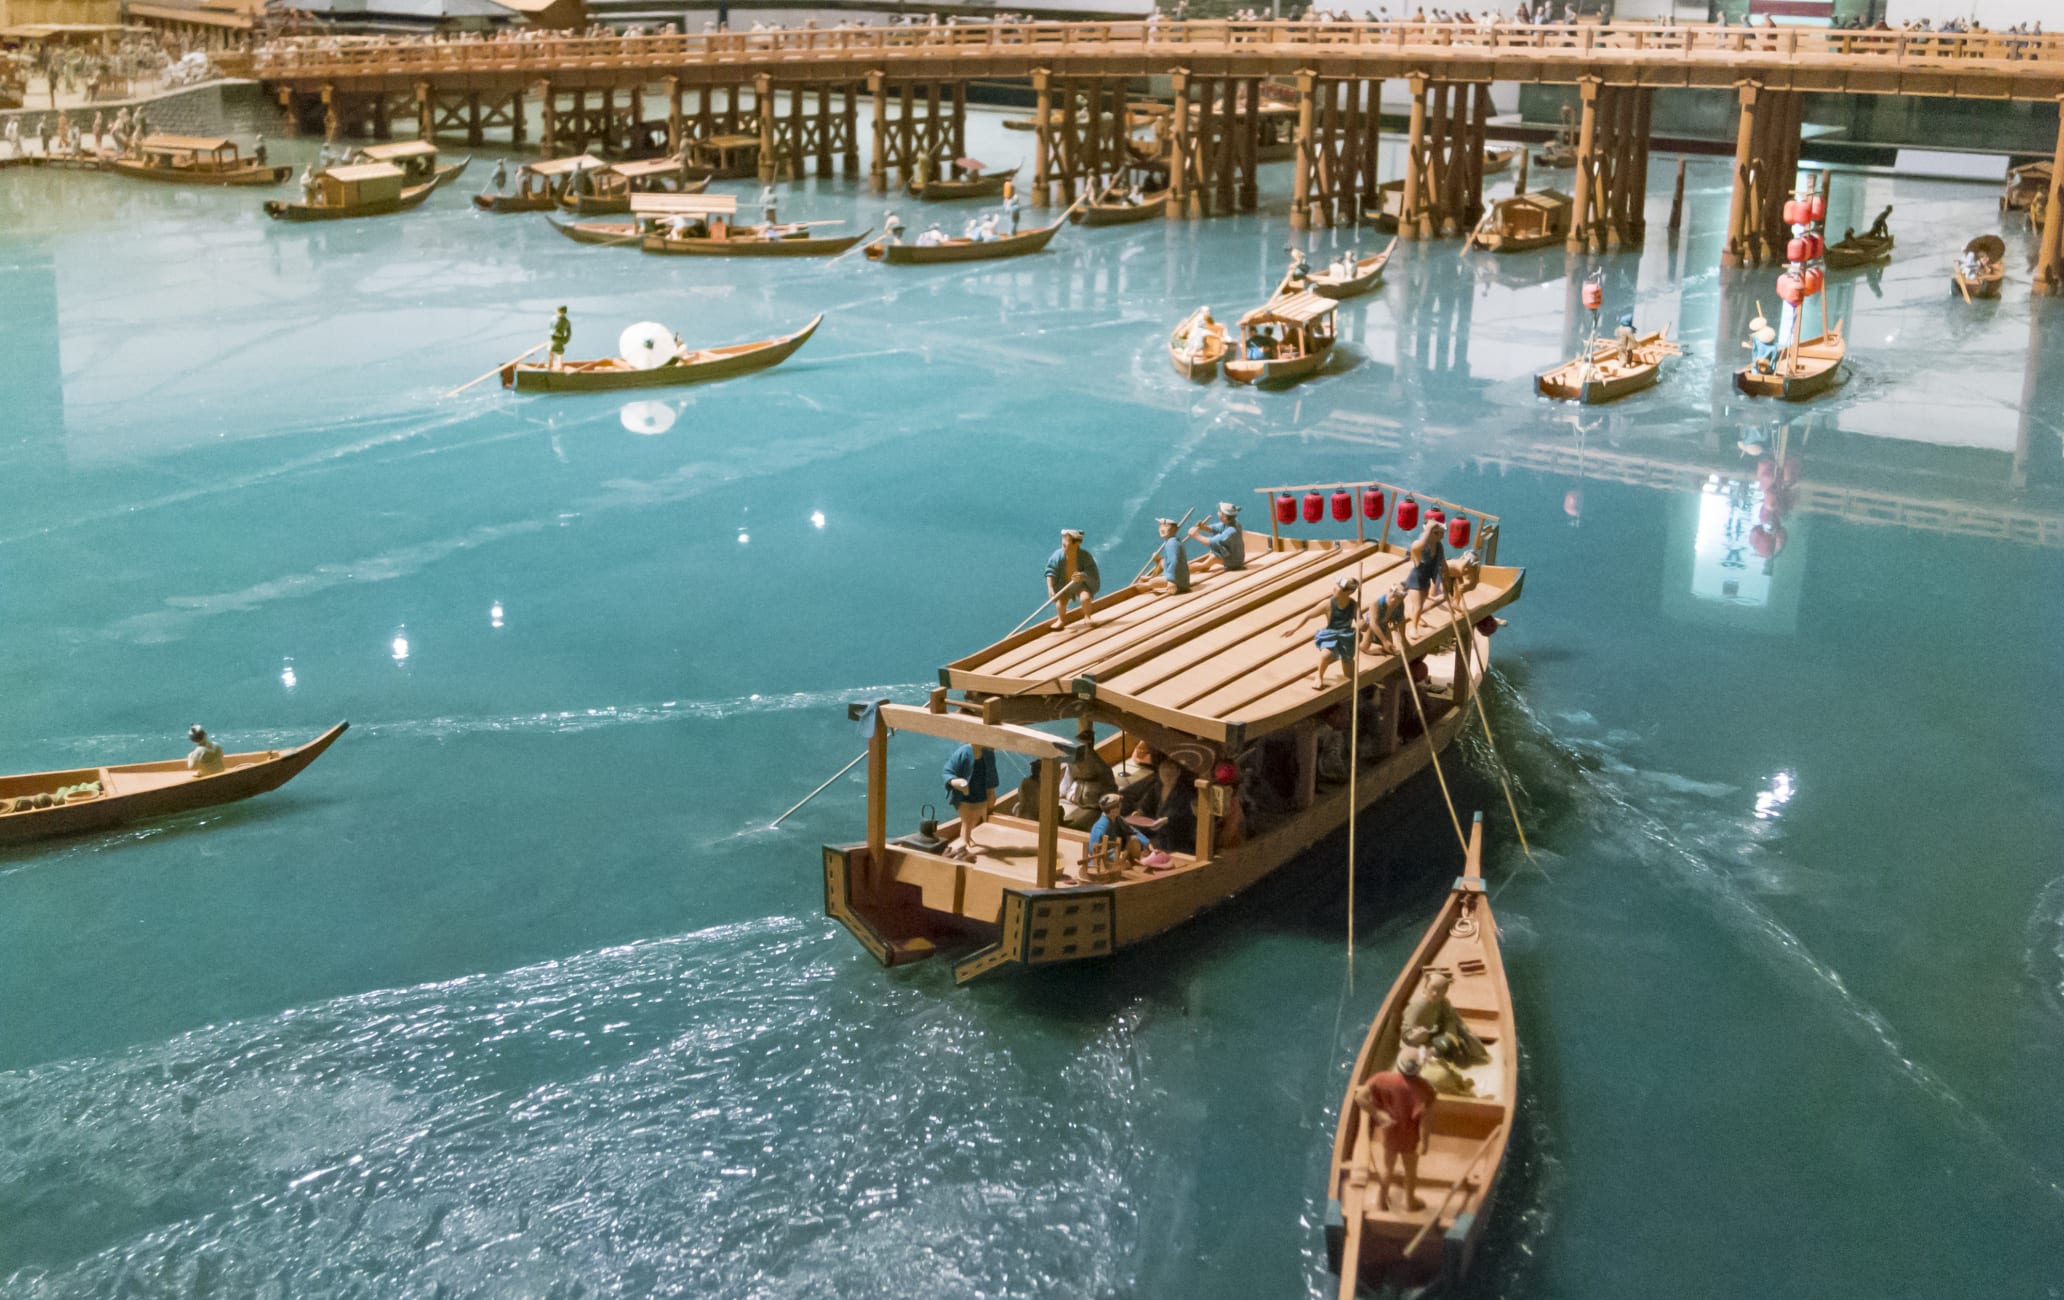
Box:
(1535, 329, 1681, 404)
(910, 157, 1016, 201)
(0, 722, 348, 846)
(264, 163, 436, 221)
(1168, 307, 1230, 382)
(355, 139, 469, 190)
(1481, 146, 1519, 176)
(1327, 813, 1517, 1299)
(1952, 234, 2006, 301)
(1225, 291, 1338, 387)
(644, 224, 868, 256)
(1305, 238, 1397, 301)
(865, 209, 1070, 265)
(1464, 189, 1573, 253)
(1736, 323, 1846, 401)
(561, 155, 709, 215)
(1825, 227, 1893, 269)
(502, 314, 821, 393)
(2002, 159, 2051, 212)
(1077, 186, 1169, 226)
(109, 134, 286, 186)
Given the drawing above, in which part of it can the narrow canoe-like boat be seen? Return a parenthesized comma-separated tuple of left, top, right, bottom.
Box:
(549, 217, 641, 246)
(430, 157, 471, 190)
(642, 224, 870, 257)
(1825, 230, 1893, 269)
(265, 178, 436, 222)
(502, 314, 821, 393)
(1306, 238, 1397, 301)
(474, 189, 557, 213)
(1224, 290, 1338, 387)
(109, 134, 286, 186)
(1533, 140, 1577, 168)
(1735, 325, 1846, 401)
(1168, 308, 1230, 382)
(909, 160, 1018, 201)
(1535, 330, 1681, 403)
(1327, 813, 1516, 1299)
(1952, 234, 2007, 301)
(865, 211, 1068, 265)
(1077, 189, 1169, 226)
(1481, 147, 1519, 175)
(0, 722, 348, 846)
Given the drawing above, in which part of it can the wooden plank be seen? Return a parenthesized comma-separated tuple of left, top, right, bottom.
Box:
(878, 704, 1082, 760)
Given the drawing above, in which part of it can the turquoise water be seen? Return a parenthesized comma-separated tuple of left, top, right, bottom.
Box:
(3, 112, 2063, 1297)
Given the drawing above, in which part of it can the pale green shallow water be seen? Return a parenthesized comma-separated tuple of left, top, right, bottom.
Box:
(2, 112, 2063, 1298)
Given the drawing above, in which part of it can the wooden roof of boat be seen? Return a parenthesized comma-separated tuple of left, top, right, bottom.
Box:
(941, 536, 1523, 745)
(629, 193, 737, 215)
(359, 140, 436, 160)
(323, 161, 404, 182)
(140, 133, 234, 151)
(698, 133, 759, 149)
(1241, 290, 1337, 326)
(528, 153, 607, 175)
(1500, 188, 1572, 211)
(611, 155, 685, 177)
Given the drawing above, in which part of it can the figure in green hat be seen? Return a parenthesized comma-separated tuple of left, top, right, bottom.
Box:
(549, 307, 571, 371)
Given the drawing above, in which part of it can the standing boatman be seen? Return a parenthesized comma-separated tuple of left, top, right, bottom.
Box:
(549, 306, 572, 370)
(491, 156, 509, 193)
(758, 182, 778, 228)
(1045, 528, 1101, 630)
(1000, 177, 1021, 234)
(883, 209, 905, 243)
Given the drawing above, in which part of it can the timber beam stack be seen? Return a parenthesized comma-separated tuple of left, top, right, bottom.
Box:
(1568, 79, 1653, 253)
(1290, 70, 1381, 230)
(1398, 76, 1492, 240)
(1721, 82, 1805, 267)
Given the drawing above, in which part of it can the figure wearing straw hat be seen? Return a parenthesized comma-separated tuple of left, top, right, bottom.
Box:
(549, 307, 572, 371)
(1045, 529, 1101, 630)
(1747, 314, 1779, 374)
(1189, 501, 1245, 572)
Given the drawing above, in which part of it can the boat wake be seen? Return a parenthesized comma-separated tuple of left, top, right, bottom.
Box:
(2028, 876, 2064, 1026)
(0, 919, 1156, 1296)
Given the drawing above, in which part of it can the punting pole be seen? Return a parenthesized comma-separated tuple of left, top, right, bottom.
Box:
(1438, 579, 1534, 861)
(1335, 1111, 1373, 1300)
(770, 748, 870, 828)
(446, 342, 545, 398)
(1394, 628, 1469, 857)
(1347, 554, 1364, 970)
(1131, 506, 1196, 585)
(1401, 1123, 1505, 1259)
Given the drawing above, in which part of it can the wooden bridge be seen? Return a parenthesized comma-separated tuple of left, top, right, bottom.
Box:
(242, 19, 2064, 290)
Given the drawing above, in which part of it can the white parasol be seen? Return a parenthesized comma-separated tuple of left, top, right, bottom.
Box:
(618, 321, 676, 371)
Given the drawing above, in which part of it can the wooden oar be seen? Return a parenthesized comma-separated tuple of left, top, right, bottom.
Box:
(826, 226, 880, 266)
(1437, 577, 1535, 863)
(1335, 1111, 1374, 1300)
(770, 748, 869, 828)
(446, 342, 545, 398)
(1401, 1124, 1505, 1259)
(1130, 506, 1196, 585)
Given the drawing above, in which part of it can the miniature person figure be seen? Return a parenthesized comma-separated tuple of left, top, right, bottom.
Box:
(916, 222, 945, 247)
(1404, 520, 1448, 633)
(317, 141, 332, 169)
(1353, 1049, 1436, 1212)
(1001, 178, 1021, 233)
(299, 164, 318, 203)
(1086, 792, 1154, 875)
(36, 115, 50, 157)
(1046, 528, 1101, 630)
(759, 183, 778, 227)
(1059, 743, 1118, 831)
(976, 212, 999, 242)
(1189, 501, 1245, 572)
(1015, 757, 1046, 812)
(3, 118, 17, 158)
(1147, 517, 1190, 594)
(1285, 248, 1310, 291)
(1401, 1025, 1476, 1095)
(1749, 316, 1779, 374)
(1404, 968, 1491, 1069)
(941, 741, 998, 862)
(1613, 310, 1637, 366)
(1362, 579, 1408, 654)
(1867, 204, 1893, 240)
(1183, 307, 1217, 361)
(884, 209, 905, 243)
(90, 111, 104, 151)
(185, 725, 224, 776)
(549, 306, 572, 370)
(491, 156, 509, 193)
(1284, 575, 1361, 691)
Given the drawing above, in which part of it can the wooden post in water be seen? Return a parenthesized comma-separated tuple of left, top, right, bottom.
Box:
(1723, 81, 1757, 265)
(1169, 67, 1191, 218)
(664, 77, 680, 155)
(1567, 78, 1597, 253)
(755, 74, 776, 184)
(1292, 68, 1316, 230)
(1032, 68, 1054, 208)
(865, 706, 888, 864)
(1629, 86, 1653, 243)
(867, 70, 887, 193)
(1401, 74, 1427, 239)
(2038, 100, 2064, 295)
(1668, 156, 1686, 232)
(539, 80, 555, 156)
(841, 81, 859, 179)
(1426, 80, 1449, 238)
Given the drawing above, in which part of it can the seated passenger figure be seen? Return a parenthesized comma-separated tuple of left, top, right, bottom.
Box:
(916, 222, 946, 246)
(1189, 502, 1245, 572)
(1283, 575, 1361, 690)
(1184, 307, 1218, 358)
(1403, 968, 1490, 1069)
(1127, 757, 1197, 856)
(976, 214, 1000, 241)
(884, 210, 905, 243)
(1401, 1026, 1476, 1096)
(1059, 746, 1118, 830)
(1086, 793, 1162, 876)
(186, 725, 224, 776)
(1147, 517, 1190, 594)
(1749, 317, 1779, 374)
(1015, 757, 1047, 813)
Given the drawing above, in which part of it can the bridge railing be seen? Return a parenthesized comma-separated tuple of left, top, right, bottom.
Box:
(249, 20, 2064, 79)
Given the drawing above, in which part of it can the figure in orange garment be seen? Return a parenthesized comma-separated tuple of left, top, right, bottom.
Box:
(1353, 1048, 1436, 1211)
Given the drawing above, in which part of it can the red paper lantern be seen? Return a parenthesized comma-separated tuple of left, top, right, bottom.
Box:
(1803, 268, 1824, 297)
(1302, 491, 1324, 523)
(1361, 487, 1385, 520)
(1782, 199, 1802, 226)
(1275, 493, 1297, 525)
(1809, 193, 1827, 222)
(1750, 525, 1775, 558)
(1330, 490, 1353, 522)
(1427, 507, 1447, 527)
(1448, 515, 1472, 548)
(1805, 233, 1824, 260)
(1756, 458, 1777, 488)
(1787, 237, 1809, 264)
(1776, 273, 1804, 305)
(1563, 489, 1583, 518)
(1212, 761, 1239, 786)
(1581, 281, 1604, 311)
(1475, 615, 1500, 637)
(1396, 496, 1420, 530)
(1782, 456, 1802, 487)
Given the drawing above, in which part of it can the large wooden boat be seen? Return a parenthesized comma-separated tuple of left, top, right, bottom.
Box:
(1736, 323, 1846, 401)
(264, 163, 435, 221)
(561, 155, 708, 215)
(1306, 238, 1397, 300)
(550, 192, 737, 246)
(1953, 234, 2006, 301)
(626, 191, 864, 256)
(1824, 228, 1893, 269)
(1535, 329, 1680, 404)
(109, 134, 286, 186)
(2002, 159, 2052, 212)
(909, 157, 1016, 201)
(1465, 189, 1573, 253)
(1225, 291, 1338, 386)
(865, 210, 1069, 265)
(502, 314, 820, 393)
(1078, 187, 1169, 226)
(355, 139, 469, 190)
(474, 153, 606, 213)
(1326, 813, 1517, 1299)
(821, 480, 1524, 983)
(0, 722, 348, 846)
(1481, 146, 1519, 176)
(1168, 307, 1230, 382)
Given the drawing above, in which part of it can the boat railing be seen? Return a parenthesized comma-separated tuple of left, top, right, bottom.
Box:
(1250, 478, 1501, 564)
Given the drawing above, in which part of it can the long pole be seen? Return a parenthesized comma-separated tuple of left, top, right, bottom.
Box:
(1439, 584, 1534, 861)
(769, 748, 869, 827)
(1346, 556, 1364, 969)
(1130, 506, 1196, 585)
(446, 342, 546, 398)
(1395, 629, 1468, 856)
(1401, 1123, 1505, 1258)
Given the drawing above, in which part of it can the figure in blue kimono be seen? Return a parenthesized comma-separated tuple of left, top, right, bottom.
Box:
(1284, 576, 1360, 690)
(942, 741, 999, 862)
(1046, 529, 1101, 630)
(1001, 179, 1021, 233)
(1085, 792, 1154, 877)
(1190, 501, 1246, 572)
(1748, 315, 1779, 374)
(1148, 517, 1190, 594)
(1362, 579, 1407, 654)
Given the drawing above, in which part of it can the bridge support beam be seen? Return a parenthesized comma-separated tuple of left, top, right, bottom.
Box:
(755, 74, 776, 184)
(1567, 79, 1597, 252)
(1032, 68, 1052, 207)
(2035, 99, 2064, 296)
(1290, 69, 1315, 229)
(539, 80, 555, 156)
(1723, 82, 1802, 267)
(1400, 75, 1427, 239)
(868, 71, 886, 194)
(1168, 68, 1190, 218)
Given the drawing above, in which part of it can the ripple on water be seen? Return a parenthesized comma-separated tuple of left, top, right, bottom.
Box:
(2028, 876, 2064, 1025)
(0, 918, 1152, 1298)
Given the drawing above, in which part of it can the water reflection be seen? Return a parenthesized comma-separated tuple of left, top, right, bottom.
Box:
(391, 628, 410, 664)
(620, 400, 675, 436)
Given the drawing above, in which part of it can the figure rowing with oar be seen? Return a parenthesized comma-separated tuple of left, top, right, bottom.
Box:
(1044, 528, 1100, 632)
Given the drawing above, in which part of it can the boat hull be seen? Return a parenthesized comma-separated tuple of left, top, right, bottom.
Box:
(1078, 191, 1169, 226)
(109, 159, 288, 186)
(867, 218, 1063, 264)
(1735, 332, 1845, 401)
(640, 228, 868, 257)
(1224, 343, 1332, 386)
(1169, 321, 1228, 382)
(1953, 269, 2004, 299)
(0, 722, 348, 845)
(910, 169, 1016, 201)
(504, 315, 820, 392)
(264, 182, 435, 222)
(1825, 234, 1893, 269)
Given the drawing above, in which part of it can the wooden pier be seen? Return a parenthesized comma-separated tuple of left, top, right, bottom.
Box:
(243, 19, 2064, 283)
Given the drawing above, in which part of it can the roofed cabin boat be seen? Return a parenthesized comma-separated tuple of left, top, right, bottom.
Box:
(353, 139, 469, 190)
(111, 134, 287, 186)
(1225, 291, 1338, 386)
(2002, 160, 2051, 212)
(629, 193, 868, 257)
(690, 132, 766, 179)
(1327, 812, 1517, 1298)
(263, 162, 435, 221)
(822, 481, 1524, 984)
(1465, 190, 1573, 253)
(562, 155, 709, 215)
(475, 153, 606, 212)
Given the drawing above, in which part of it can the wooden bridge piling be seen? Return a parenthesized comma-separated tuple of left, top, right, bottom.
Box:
(2034, 98, 2064, 295)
